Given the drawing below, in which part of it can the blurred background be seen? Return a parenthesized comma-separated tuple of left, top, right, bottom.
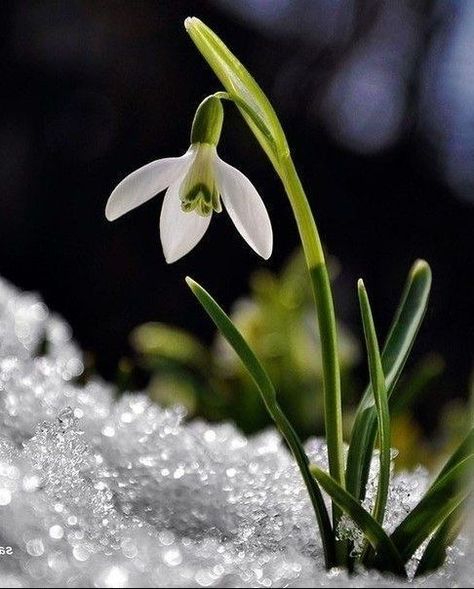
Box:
(1, 1, 473, 464)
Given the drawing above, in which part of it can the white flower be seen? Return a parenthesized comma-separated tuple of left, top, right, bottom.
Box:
(105, 143, 273, 264)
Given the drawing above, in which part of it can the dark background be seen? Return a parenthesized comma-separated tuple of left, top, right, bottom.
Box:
(1, 0, 472, 432)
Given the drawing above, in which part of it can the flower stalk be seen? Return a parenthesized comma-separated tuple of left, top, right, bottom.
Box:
(279, 153, 345, 480)
(278, 152, 346, 561)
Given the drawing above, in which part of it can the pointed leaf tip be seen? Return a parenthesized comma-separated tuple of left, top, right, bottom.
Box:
(346, 258, 433, 502)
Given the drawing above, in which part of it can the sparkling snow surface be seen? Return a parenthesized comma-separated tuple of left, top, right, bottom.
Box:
(0, 277, 470, 587)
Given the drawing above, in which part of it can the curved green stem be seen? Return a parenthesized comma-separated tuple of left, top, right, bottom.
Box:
(278, 154, 325, 268)
(279, 154, 345, 516)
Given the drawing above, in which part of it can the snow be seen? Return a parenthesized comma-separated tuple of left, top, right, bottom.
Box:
(0, 277, 470, 587)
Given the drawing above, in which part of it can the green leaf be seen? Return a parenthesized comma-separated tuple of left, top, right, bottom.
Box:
(413, 430, 473, 575)
(434, 428, 473, 483)
(185, 277, 276, 408)
(310, 466, 406, 577)
(389, 454, 473, 563)
(130, 322, 210, 372)
(185, 17, 288, 169)
(185, 276, 336, 568)
(357, 280, 391, 526)
(346, 260, 432, 501)
(147, 372, 199, 414)
(415, 500, 467, 576)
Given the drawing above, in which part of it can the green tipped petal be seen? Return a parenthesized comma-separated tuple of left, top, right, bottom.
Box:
(179, 144, 221, 217)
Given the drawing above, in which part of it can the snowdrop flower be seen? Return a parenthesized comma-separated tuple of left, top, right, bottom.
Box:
(106, 96, 272, 263)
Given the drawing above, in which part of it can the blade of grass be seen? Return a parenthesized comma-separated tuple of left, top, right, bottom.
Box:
(310, 465, 406, 577)
(389, 454, 473, 563)
(186, 276, 336, 568)
(346, 260, 432, 502)
(415, 499, 467, 577)
(357, 280, 391, 527)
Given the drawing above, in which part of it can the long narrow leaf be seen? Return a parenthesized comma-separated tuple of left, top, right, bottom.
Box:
(310, 466, 406, 577)
(413, 429, 473, 576)
(357, 280, 391, 526)
(415, 500, 467, 576)
(390, 454, 473, 563)
(346, 260, 432, 501)
(435, 428, 473, 483)
(185, 276, 336, 567)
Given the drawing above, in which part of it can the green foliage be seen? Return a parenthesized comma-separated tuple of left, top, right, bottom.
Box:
(187, 266, 473, 577)
(131, 322, 210, 373)
(186, 276, 336, 568)
(346, 260, 432, 502)
(310, 465, 406, 577)
(130, 251, 359, 437)
(415, 501, 466, 576)
(357, 280, 391, 529)
(390, 452, 473, 564)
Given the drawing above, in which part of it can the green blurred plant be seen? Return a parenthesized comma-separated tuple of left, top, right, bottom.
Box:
(128, 253, 466, 473)
(130, 250, 359, 438)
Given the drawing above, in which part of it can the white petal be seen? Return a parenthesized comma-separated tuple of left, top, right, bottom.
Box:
(159, 180, 212, 263)
(105, 152, 194, 221)
(215, 157, 273, 259)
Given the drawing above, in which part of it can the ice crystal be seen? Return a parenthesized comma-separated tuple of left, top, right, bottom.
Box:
(0, 277, 469, 587)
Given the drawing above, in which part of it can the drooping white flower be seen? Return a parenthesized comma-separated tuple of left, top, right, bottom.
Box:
(105, 96, 272, 264)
